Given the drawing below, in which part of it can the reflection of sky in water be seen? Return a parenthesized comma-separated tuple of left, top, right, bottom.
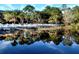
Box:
(0, 40, 79, 54)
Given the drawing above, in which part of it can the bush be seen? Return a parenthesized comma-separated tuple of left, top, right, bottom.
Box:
(50, 34, 62, 45)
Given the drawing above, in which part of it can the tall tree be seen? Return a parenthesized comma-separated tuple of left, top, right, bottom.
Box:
(63, 8, 74, 25)
(23, 5, 35, 12)
(23, 5, 35, 23)
(43, 6, 62, 24)
(72, 6, 79, 24)
(18, 12, 25, 24)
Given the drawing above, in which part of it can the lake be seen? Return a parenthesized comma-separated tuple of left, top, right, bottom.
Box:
(0, 24, 79, 54)
(0, 40, 79, 54)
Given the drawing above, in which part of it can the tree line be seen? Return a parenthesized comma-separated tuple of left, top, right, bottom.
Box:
(0, 4, 79, 25)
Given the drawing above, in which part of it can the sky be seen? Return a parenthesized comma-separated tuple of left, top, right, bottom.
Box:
(0, 4, 79, 11)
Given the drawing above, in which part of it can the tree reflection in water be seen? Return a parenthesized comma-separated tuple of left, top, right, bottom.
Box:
(11, 40, 18, 46)
(49, 29, 64, 45)
(62, 38, 73, 46)
(73, 31, 79, 44)
(39, 30, 50, 43)
(0, 28, 79, 46)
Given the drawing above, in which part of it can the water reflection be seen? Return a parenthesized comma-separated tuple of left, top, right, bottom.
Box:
(0, 40, 79, 54)
(0, 28, 78, 46)
(0, 28, 79, 53)
(11, 40, 18, 46)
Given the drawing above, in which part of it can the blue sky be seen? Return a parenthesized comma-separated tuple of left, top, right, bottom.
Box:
(0, 4, 78, 11)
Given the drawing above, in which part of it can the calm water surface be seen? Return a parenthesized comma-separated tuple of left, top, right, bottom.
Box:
(0, 40, 79, 54)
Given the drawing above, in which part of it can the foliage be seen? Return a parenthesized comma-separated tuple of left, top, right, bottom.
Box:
(72, 6, 79, 24)
(43, 6, 62, 23)
(62, 38, 73, 46)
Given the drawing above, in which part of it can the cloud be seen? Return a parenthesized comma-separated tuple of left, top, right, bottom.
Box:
(0, 40, 11, 49)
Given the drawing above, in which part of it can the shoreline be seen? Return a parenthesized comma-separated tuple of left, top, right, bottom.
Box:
(0, 24, 59, 28)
